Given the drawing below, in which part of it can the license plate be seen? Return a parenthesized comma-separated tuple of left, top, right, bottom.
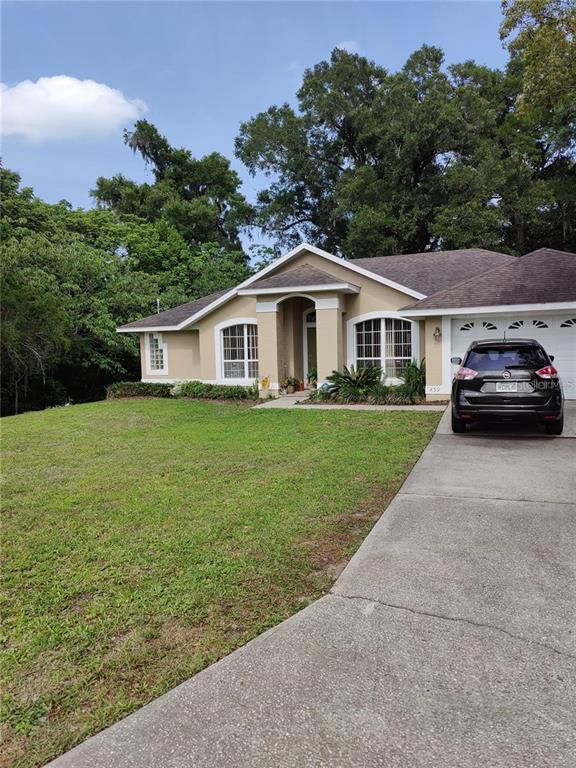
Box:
(496, 382, 517, 392)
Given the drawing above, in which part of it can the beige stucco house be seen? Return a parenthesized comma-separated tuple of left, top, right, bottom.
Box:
(118, 243, 576, 401)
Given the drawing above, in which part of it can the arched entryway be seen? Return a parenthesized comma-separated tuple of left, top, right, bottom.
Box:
(275, 295, 316, 386)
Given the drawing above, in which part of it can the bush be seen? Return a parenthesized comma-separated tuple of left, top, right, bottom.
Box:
(326, 365, 383, 402)
(366, 382, 391, 404)
(106, 381, 173, 399)
(304, 364, 423, 406)
(367, 390, 415, 405)
(305, 387, 333, 403)
(178, 380, 258, 401)
(396, 359, 426, 403)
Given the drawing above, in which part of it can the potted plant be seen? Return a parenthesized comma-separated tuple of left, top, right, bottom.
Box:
(307, 368, 317, 389)
(282, 376, 299, 394)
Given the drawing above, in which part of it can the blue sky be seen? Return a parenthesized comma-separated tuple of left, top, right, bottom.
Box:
(2, 1, 507, 239)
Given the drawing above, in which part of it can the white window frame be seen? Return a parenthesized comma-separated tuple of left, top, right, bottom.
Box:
(347, 311, 419, 384)
(145, 332, 168, 375)
(214, 318, 259, 385)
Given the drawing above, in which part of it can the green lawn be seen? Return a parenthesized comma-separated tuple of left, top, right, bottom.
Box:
(1, 399, 440, 767)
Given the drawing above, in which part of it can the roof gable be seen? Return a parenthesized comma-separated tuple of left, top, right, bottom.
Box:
(245, 263, 348, 290)
(118, 242, 425, 332)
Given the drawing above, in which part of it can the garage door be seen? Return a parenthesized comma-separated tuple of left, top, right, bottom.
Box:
(451, 314, 576, 399)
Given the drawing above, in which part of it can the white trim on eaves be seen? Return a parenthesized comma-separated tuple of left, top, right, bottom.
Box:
(181, 243, 425, 326)
(119, 325, 182, 333)
(400, 300, 576, 318)
(238, 282, 360, 296)
(117, 242, 425, 334)
(256, 294, 340, 312)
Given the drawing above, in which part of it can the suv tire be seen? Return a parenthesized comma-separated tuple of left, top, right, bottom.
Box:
(545, 414, 564, 435)
(451, 413, 467, 433)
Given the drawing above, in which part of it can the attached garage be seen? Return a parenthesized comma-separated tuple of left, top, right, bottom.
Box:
(400, 248, 576, 401)
(451, 314, 576, 399)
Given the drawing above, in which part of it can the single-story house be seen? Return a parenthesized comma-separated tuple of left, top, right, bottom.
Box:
(118, 244, 576, 401)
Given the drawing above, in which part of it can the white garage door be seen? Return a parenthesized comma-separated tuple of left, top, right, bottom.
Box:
(451, 314, 576, 399)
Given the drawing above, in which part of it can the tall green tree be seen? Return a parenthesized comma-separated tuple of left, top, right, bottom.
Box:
(92, 120, 253, 250)
(236, 45, 575, 256)
(1, 169, 251, 414)
(500, 0, 576, 111)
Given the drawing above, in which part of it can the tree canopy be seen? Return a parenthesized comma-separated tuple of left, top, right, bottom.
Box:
(92, 120, 253, 249)
(1, 168, 250, 414)
(236, 44, 575, 257)
(500, 0, 576, 112)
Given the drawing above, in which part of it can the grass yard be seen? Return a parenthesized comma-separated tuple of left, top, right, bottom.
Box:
(1, 399, 440, 767)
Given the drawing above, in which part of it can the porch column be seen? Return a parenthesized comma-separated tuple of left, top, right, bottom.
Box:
(316, 296, 343, 385)
(257, 303, 281, 397)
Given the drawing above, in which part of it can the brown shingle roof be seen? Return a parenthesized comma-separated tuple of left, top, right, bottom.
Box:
(117, 246, 574, 332)
(117, 289, 229, 330)
(247, 263, 354, 290)
(400, 248, 576, 311)
(354, 249, 516, 295)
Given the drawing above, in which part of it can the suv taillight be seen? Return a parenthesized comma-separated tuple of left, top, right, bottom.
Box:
(535, 365, 559, 379)
(455, 367, 478, 380)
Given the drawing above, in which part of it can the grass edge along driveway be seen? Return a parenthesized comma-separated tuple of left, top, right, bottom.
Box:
(1, 399, 440, 768)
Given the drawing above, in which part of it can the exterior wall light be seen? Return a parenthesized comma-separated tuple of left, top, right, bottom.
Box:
(433, 326, 442, 341)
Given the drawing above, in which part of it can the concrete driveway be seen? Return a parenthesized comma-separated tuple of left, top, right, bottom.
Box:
(47, 405, 576, 768)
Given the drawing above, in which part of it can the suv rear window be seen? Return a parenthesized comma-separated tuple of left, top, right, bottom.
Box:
(465, 345, 548, 371)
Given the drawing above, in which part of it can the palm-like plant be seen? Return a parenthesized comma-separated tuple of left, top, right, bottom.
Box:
(326, 364, 383, 402)
(398, 359, 426, 402)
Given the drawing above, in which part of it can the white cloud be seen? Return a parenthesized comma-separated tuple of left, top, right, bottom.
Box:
(1, 75, 147, 142)
(335, 40, 360, 54)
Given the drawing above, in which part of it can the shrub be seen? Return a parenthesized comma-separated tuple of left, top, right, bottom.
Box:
(106, 381, 173, 399)
(326, 365, 383, 402)
(366, 382, 391, 404)
(178, 380, 258, 401)
(305, 387, 333, 403)
(304, 367, 422, 406)
(396, 359, 426, 403)
(368, 390, 415, 405)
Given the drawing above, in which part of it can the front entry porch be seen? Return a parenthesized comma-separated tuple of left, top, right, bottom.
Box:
(236, 262, 360, 396)
(276, 296, 318, 389)
(254, 293, 346, 396)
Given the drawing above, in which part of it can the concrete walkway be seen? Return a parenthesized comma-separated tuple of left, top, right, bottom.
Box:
(48, 406, 576, 768)
(254, 393, 446, 411)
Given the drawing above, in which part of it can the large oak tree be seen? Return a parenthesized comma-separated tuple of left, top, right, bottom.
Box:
(236, 45, 575, 257)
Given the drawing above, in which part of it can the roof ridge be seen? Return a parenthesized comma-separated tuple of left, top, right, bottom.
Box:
(522, 246, 576, 258)
(354, 247, 512, 264)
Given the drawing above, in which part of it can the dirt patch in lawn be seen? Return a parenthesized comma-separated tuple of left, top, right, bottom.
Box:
(303, 482, 400, 588)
